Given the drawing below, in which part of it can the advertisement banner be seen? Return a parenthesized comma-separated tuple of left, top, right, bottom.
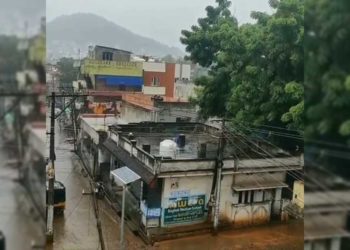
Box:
(164, 195, 206, 225)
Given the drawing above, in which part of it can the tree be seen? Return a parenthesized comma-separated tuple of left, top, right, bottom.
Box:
(305, 0, 350, 177)
(181, 0, 304, 131)
(56, 57, 78, 84)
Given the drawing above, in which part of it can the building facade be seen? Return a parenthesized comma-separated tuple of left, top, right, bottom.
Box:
(78, 122, 303, 241)
(120, 93, 197, 123)
(81, 45, 143, 91)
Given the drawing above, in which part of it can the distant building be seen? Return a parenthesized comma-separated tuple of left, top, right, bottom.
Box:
(120, 93, 197, 123)
(88, 45, 132, 62)
(81, 45, 143, 91)
(143, 62, 195, 99)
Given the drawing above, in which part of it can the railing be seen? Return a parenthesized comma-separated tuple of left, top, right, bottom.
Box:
(118, 136, 157, 173)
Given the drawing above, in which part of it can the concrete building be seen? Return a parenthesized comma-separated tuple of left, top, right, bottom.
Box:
(120, 93, 197, 123)
(304, 167, 350, 250)
(143, 62, 175, 97)
(77, 114, 126, 177)
(88, 45, 132, 62)
(305, 190, 350, 250)
(143, 62, 194, 98)
(77, 122, 303, 241)
(81, 45, 143, 91)
(175, 63, 191, 82)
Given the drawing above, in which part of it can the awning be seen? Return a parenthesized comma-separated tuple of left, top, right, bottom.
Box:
(232, 182, 288, 191)
(102, 139, 155, 184)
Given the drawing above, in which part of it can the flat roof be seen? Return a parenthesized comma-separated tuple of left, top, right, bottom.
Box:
(95, 45, 132, 54)
(80, 114, 127, 130)
(110, 122, 301, 161)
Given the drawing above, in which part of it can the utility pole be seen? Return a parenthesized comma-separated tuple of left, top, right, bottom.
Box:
(46, 91, 56, 242)
(213, 119, 225, 234)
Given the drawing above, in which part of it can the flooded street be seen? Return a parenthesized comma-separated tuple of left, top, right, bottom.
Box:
(47, 124, 146, 250)
(154, 220, 303, 250)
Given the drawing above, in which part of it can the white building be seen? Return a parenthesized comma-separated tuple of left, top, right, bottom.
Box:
(96, 122, 303, 241)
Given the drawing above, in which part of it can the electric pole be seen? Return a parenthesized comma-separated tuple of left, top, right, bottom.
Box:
(46, 91, 56, 242)
(213, 119, 225, 234)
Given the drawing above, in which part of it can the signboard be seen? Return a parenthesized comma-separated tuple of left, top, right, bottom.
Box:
(164, 195, 206, 225)
(147, 208, 161, 218)
(81, 59, 143, 77)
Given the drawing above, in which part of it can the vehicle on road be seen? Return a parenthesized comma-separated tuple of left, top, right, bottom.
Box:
(46, 180, 66, 215)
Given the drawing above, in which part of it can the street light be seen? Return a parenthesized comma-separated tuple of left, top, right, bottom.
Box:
(110, 166, 141, 250)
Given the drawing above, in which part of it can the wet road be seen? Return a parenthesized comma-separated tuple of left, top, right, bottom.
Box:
(47, 124, 146, 250)
(153, 220, 303, 250)
(46, 125, 100, 250)
(0, 145, 45, 250)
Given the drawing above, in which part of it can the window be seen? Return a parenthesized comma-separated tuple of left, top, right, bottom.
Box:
(102, 52, 113, 61)
(244, 191, 250, 204)
(238, 191, 243, 203)
(151, 76, 160, 86)
(236, 190, 264, 204)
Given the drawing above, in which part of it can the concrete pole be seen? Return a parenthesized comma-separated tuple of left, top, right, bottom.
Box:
(120, 185, 126, 250)
(47, 92, 56, 242)
(213, 119, 225, 234)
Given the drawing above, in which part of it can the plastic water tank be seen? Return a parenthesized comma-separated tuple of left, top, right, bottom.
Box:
(159, 140, 177, 158)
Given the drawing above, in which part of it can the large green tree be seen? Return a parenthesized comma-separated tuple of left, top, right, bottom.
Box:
(305, 0, 350, 178)
(181, 0, 304, 131)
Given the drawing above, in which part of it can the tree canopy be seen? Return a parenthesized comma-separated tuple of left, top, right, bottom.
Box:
(305, 0, 350, 177)
(181, 0, 304, 131)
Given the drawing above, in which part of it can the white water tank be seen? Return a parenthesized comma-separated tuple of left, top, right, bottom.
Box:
(159, 140, 177, 158)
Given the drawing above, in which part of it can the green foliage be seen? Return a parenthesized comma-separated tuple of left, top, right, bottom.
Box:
(181, 0, 304, 130)
(56, 57, 78, 84)
(305, 0, 350, 141)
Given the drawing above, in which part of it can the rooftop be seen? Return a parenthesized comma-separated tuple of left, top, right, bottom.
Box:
(94, 45, 132, 54)
(103, 122, 302, 182)
(109, 122, 300, 161)
(80, 114, 127, 131)
(122, 93, 191, 111)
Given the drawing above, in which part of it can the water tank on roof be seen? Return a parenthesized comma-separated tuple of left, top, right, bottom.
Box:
(159, 140, 177, 159)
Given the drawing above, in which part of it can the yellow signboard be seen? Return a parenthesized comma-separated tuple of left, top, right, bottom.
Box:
(81, 59, 143, 77)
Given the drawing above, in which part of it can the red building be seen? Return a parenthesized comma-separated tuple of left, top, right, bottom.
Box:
(143, 62, 176, 98)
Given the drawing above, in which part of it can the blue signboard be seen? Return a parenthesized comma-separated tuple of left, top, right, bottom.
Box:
(96, 75, 143, 87)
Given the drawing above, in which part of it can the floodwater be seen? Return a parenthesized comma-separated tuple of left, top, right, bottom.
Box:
(47, 123, 146, 250)
(153, 220, 304, 250)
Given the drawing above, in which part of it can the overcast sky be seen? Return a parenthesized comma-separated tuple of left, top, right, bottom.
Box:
(47, 0, 272, 49)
